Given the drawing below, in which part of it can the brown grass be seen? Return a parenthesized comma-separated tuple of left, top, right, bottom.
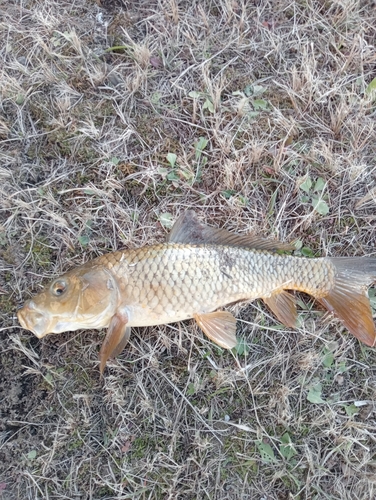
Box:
(1, 0, 376, 499)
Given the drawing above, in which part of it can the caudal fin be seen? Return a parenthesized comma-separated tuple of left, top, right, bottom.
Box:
(318, 257, 376, 347)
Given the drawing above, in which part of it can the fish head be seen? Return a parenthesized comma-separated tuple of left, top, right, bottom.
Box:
(17, 265, 118, 338)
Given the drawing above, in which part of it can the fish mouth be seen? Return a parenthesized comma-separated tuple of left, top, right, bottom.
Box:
(17, 300, 54, 338)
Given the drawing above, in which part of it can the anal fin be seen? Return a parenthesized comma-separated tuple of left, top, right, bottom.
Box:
(193, 311, 237, 349)
(99, 311, 130, 375)
(263, 290, 297, 328)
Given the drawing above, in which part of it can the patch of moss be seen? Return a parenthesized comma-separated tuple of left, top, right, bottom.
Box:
(130, 435, 167, 460)
(25, 237, 53, 268)
(0, 293, 17, 314)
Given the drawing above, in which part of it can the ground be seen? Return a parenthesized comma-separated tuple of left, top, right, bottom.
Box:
(1, 0, 376, 499)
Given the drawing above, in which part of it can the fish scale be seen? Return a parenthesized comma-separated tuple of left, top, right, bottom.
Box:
(91, 244, 335, 328)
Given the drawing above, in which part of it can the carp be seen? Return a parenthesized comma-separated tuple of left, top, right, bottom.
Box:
(17, 210, 376, 373)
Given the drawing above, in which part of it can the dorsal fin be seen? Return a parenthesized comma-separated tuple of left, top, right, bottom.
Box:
(167, 210, 293, 252)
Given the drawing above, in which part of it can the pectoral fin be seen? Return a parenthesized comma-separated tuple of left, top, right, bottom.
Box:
(263, 290, 297, 328)
(99, 312, 130, 375)
(193, 311, 238, 349)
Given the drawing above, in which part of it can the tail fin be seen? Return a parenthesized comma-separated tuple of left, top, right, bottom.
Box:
(318, 258, 376, 347)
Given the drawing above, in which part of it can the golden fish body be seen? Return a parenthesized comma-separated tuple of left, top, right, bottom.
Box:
(17, 211, 376, 373)
(97, 244, 333, 327)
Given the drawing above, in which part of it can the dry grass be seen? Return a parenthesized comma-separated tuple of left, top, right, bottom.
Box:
(1, 0, 376, 498)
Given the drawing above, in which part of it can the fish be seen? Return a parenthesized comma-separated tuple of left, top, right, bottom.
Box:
(17, 210, 376, 373)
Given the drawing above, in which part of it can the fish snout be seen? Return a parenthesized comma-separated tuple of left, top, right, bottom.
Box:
(17, 300, 51, 338)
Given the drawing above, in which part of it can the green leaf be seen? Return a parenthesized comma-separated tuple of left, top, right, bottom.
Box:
(195, 137, 209, 151)
(104, 44, 132, 53)
(314, 177, 326, 192)
(44, 372, 54, 386)
(221, 189, 235, 199)
(166, 153, 177, 168)
(195, 137, 208, 159)
(322, 351, 334, 368)
(27, 450, 37, 460)
(187, 383, 195, 396)
(78, 235, 90, 247)
(368, 288, 376, 312)
(252, 99, 269, 110)
(166, 170, 179, 181)
(279, 433, 297, 461)
(243, 84, 253, 97)
(244, 84, 266, 97)
(337, 361, 348, 373)
(311, 197, 329, 216)
(294, 240, 303, 250)
(370, 300, 376, 312)
(268, 188, 279, 216)
(295, 298, 307, 310)
(158, 167, 168, 178)
(237, 194, 248, 206)
(188, 91, 201, 99)
(307, 383, 325, 404)
(179, 168, 194, 182)
(300, 176, 312, 193)
(151, 91, 162, 104)
(111, 156, 120, 165)
(301, 247, 314, 257)
(256, 441, 277, 463)
(252, 84, 266, 95)
(233, 338, 250, 356)
(365, 77, 376, 95)
(159, 212, 174, 228)
(16, 94, 25, 105)
(345, 404, 359, 417)
(203, 98, 215, 113)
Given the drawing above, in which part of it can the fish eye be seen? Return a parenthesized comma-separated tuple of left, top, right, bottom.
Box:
(51, 280, 67, 296)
